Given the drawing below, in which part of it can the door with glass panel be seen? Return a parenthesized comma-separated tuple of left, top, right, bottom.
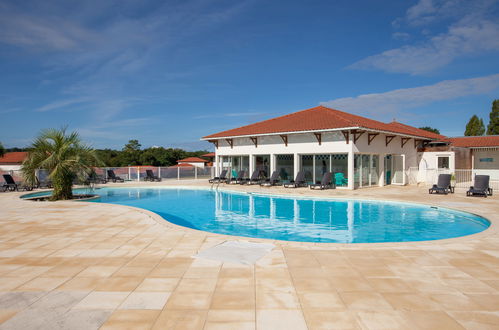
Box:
(392, 154, 405, 185)
(301, 155, 313, 183)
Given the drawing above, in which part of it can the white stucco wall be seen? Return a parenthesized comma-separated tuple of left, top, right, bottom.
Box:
(212, 130, 424, 188)
(0, 165, 22, 171)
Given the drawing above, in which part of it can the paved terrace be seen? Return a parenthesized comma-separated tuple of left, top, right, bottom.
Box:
(0, 182, 498, 329)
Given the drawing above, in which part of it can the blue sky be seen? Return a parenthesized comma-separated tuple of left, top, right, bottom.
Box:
(1, 0, 499, 150)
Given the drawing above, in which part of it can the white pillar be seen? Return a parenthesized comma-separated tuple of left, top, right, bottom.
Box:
(379, 154, 385, 187)
(271, 154, 276, 173)
(249, 154, 255, 176)
(293, 153, 299, 179)
(137, 167, 140, 182)
(347, 150, 354, 189)
(214, 155, 219, 177)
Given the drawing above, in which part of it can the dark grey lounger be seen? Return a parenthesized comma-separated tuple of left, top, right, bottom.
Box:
(467, 175, 492, 197)
(107, 170, 125, 183)
(209, 169, 228, 183)
(429, 174, 452, 195)
(260, 171, 280, 187)
(284, 171, 307, 188)
(310, 172, 333, 190)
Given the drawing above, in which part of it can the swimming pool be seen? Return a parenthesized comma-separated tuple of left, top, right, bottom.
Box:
(23, 187, 490, 243)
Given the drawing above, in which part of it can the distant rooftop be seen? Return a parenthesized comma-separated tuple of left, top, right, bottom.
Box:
(0, 152, 28, 164)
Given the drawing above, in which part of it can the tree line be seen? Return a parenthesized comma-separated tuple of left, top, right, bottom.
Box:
(2, 139, 210, 167)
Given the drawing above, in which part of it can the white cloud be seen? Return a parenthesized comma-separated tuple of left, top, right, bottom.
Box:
(320, 73, 499, 118)
(351, 0, 499, 74)
(35, 97, 90, 112)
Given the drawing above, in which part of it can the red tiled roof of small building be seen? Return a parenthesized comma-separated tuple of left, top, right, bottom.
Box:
(169, 163, 195, 168)
(0, 152, 28, 164)
(202, 106, 441, 140)
(177, 157, 207, 163)
(447, 136, 499, 148)
(201, 152, 215, 157)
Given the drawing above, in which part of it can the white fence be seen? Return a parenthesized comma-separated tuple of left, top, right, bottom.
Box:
(415, 168, 499, 191)
(0, 166, 215, 184)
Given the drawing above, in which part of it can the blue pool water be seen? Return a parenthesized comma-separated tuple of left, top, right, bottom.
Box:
(23, 187, 490, 243)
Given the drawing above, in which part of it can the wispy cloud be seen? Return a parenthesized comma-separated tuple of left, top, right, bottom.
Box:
(320, 73, 499, 119)
(350, 0, 499, 74)
(35, 97, 90, 112)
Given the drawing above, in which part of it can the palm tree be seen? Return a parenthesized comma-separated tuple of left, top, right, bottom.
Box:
(22, 128, 102, 200)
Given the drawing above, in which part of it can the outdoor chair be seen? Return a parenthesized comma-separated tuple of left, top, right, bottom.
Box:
(310, 172, 334, 190)
(107, 170, 125, 183)
(209, 169, 228, 183)
(145, 169, 161, 182)
(229, 170, 246, 184)
(429, 174, 452, 195)
(2, 174, 33, 191)
(335, 172, 348, 187)
(284, 171, 307, 188)
(245, 170, 262, 185)
(467, 175, 492, 197)
(260, 170, 281, 187)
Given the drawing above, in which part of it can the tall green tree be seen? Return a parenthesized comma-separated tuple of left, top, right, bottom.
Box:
(464, 115, 485, 136)
(0, 142, 5, 157)
(21, 128, 102, 200)
(487, 99, 499, 135)
(418, 126, 440, 134)
(121, 139, 142, 165)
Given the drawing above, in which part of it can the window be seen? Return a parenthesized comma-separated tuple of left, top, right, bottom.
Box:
(437, 156, 449, 169)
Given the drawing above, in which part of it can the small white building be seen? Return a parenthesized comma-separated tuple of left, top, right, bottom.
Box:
(201, 106, 443, 189)
(177, 157, 208, 168)
(0, 152, 28, 172)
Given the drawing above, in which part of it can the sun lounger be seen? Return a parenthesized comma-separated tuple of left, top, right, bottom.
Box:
(429, 174, 452, 195)
(2, 174, 33, 191)
(229, 170, 246, 184)
(107, 170, 125, 183)
(466, 175, 492, 197)
(260, 171, 280, 187)
(310, 172, 333, 190)
(145, 169, 161, 182)
(284, 171, 307, 188)
(209, 169, 228, 183)
(245, 170, 262, 185)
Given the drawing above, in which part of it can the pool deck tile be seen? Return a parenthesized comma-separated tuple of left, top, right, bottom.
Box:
(0, 182, 498, 329)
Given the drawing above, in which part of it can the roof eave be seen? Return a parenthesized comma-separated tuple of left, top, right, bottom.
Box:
(201, 126, 437, 141)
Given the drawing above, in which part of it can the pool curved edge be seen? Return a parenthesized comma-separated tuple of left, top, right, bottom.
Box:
(54, 185, 497, 247)
(16, 184, 496, 246)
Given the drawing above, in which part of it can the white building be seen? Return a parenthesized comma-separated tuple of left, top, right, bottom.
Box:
(201, 106, 443, 189)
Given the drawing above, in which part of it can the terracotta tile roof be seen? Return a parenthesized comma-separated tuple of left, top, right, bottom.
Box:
(0, 152, 28, 164)
(169, 163, 194, 168)
(202, 106, 440, 140)
(447, 136, 499, 148)
(201, 152, 215, 158)
(177, 157, 207, 163)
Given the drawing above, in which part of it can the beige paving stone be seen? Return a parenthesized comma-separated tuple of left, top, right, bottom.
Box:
(257, 309, 307, 330)
(165, 291, 213, 310)
(176, 278, 218, 293)
(215, 277, 254, 292)
(152, 309, 207, 329)
(15, 276, 70, 291)
(211, 290, 255, 309)
(303, 310, 360, 329)
(101, 309, 160, 330)
(73, 291, 129, 309)
(0, 310, 18, 324)
(429, 293, 483, 310)
(257, 291, 301, 309)
(119, 292, 171, 310)
(356, 311, 415, 329)
(76, 265, 121, 277)
(94, 276, 143, 291)
(382, 292, 441, 311)
(298, 292, 346, 310)
(449, 311, 499, 330)
(340, 291, 394, 311)
(402, 311, 465, 329)
(135, 277, 180, 292)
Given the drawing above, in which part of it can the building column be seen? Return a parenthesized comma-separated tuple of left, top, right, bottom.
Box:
(271, 154, 276, 173)
(214, 155, 219, 177)
(249, 154, 255, 176)
(347, 150, 354, 190)
(293, 153, 300, 179)
(379, 153, 385, 187)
